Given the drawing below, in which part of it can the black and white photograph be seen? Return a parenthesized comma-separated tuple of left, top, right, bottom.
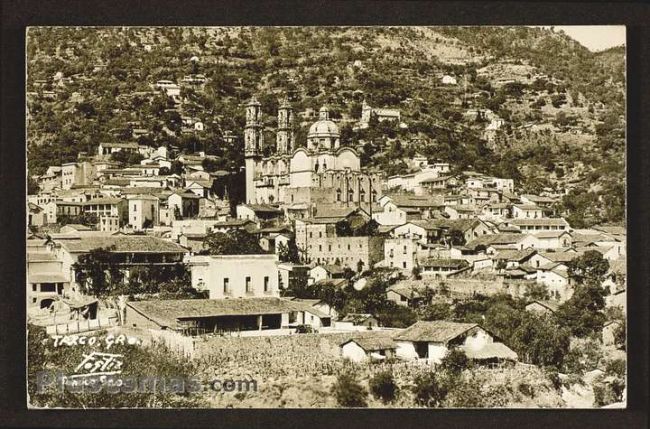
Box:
(24, 25, 627, 409)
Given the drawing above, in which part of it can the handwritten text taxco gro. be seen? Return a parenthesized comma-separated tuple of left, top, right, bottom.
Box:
(51, 333, 142, 349)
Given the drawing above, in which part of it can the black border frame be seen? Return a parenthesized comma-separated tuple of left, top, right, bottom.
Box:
(1, 1, 648, 428)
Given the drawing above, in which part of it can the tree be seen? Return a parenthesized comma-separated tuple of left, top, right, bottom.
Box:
(419, 302, 452, 321)
(158, 166, 171, 175)
(170, 160, 184, 175)
(440, 349, 470, 377)
(277, 239, 300, 263)
(59, 212, 98, 227)
(375, 303, 417, 328)
(613, 320, 626, 350)
(557, 284, 608, 338)
(369, 370, 398, 403)
(523, 282, 550, 301)
(510, 313, 571, 367)
(557, 251, 610, 338)
(28, 176, 40, 195)
(567, 250, 610, 287)
(450, 227, 468, 245)
(72, 246, 125, 297)
(201, 229, 264, 255)
(331, 371, 367, 407)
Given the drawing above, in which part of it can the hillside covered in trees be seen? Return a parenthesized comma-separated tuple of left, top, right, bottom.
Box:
(26, 26, 625, 227)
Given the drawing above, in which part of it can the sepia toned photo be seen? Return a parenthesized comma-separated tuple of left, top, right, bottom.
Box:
(26, 26, 626, 408)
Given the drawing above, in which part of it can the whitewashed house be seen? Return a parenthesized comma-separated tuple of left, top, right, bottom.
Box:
(394, 320, 517, 364)
(340, 337, 397, 363)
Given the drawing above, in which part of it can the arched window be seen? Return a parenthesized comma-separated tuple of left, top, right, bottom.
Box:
(348, 188, 354, 202)
(336, 189, 341, 202)
(359, 189, 366, 202)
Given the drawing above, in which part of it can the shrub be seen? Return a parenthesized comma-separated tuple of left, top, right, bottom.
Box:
(369, 370, 398, 403)
(412, 371, 449, 407)
(440, 349, 470, 377)
(592, 374, 625, 407)
(605, 358, 626, 379)
(331, 371, 367, 408)
(443, 378, 485, 407)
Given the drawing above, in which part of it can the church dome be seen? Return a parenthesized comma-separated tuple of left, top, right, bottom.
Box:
(307, 105, 340, 138)
(308, 120, 340, 137)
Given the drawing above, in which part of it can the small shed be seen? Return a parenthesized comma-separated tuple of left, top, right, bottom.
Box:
(341, 313, 379, 328)
(340, 336, 397, 362)
(525, 300, 560, 315)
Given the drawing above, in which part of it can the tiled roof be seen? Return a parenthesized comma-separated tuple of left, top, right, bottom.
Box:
(511, 218, 569, 226)
(428, 218, 480, 232)
(243, 204, 283, 214)
(513, 204, 543, 211)
(465, 233, 524, 249)
(459, 342, 517, 361)
(388, 194, 444, 208)
(57, 235, 188, 253)
(527, 300, 560, 312)
(593, 225, 626, 236)
(421, 258, 469, 269)
(539, 251, 583, 263)
(494, 249, 536, 261)
(341, 336, 397, 351)
(83, 197, 124, 205)
(127, 297, 319, 328)
(313, 206, 361, 220)
(101, 142, 140, 149)
(394, 320, 479, 343)
(534, 231, 570, 238)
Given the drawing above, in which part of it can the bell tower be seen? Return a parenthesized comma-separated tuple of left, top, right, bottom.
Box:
(276, 97, 294, 155)
(244, 96, 263, 204)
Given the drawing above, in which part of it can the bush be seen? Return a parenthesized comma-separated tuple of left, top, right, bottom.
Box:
(369, 370, 398, 403)
(412, 371, 449, 407)
(331, 371, 367, 408)
(605, 358, 626, 379)
(440, 349, 470, 377)
(443, 376, 485, 407)
(592, 374, 625, 407)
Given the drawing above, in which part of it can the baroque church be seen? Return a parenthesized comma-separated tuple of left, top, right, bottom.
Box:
(244, 96, 382, 213)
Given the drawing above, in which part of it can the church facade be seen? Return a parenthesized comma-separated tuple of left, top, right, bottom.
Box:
(244, 97, 382, 212)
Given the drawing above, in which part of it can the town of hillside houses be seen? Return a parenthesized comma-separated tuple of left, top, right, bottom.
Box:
(27, 92, 626, 391)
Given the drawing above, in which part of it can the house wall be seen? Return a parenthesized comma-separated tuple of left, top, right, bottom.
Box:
(395, 341, 419, 360)
(384, 238, 417, 271)
(393, 223, 435, 245)
(128, 198, 159, 230)
(386, 290, 410, 306)
(372, 203, 408, 226)
(537, 271, 571, 301)
(309, 266, 329, 284)
(341, 342, 369, 363)
(427, 343, 449, 364)
(304, 236, 384, 271)
(189, 254, 280, 299)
